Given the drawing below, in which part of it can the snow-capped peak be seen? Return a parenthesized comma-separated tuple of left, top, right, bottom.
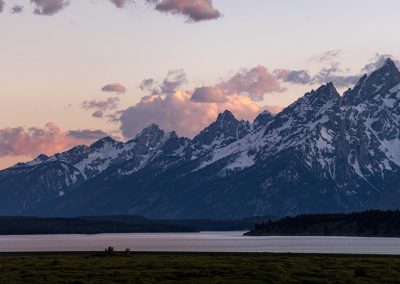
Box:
(90, 136, 118, 149)
(25, 154, 49, 166)
(344, 57, 400, 105)
(193, 110, 250, 149)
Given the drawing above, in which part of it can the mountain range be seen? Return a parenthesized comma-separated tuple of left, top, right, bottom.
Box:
(1, 58, 400, 219)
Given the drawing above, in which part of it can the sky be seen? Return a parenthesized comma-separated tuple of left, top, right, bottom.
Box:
(1, 0, 400, 169)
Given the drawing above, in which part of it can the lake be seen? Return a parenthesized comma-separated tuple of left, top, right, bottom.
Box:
(1, 231, 400, 254)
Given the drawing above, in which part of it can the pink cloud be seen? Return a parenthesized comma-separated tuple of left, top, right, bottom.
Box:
(92, 110, 104, 118)
(101, 83, 127, 94)
(139, 69, 187, 96)
(119, 91, 261, 138)
(154, 0, 221, 22)
(264, 105, 284, 114)
(118, 66, 286, 138)
(82, 97, 120, 118)
(0, 123, 108, 158)
(1, 0, 223, 23)
(11, 5, 24, 14)
(109, 0, 131, 8)
(222, 66, 285, 101)
(309, 49, 341, 63)
(191, 86, 228, 103)
(31, 0, 70, 16)
(191, 65, 285, 103)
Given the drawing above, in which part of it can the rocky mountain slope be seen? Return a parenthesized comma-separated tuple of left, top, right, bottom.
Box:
(1, 59, 400, 218)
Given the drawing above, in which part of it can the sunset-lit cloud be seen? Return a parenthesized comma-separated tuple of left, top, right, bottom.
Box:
(11, 5, 24, 14)
(311, 63, 359, 88)
(119, 91, 261, 138)
(0, 0, 221, 22)
(222, 66, 285, 101)
(273, 56, 397, 89)
(109, 0, 132, 8)
(31, 0, 70, 16)
(82, 97, 120, 118)
(264, 105, 284, 114)
(361, 53, 400, 74)
(274, 69, 312, 85)
(92, 110, 104, 118)
(0, 123, 108, 158)
(139, 69, 187, 96)
(276, 66, 358, 89)
(67, 129, 110, 140)
(191, 86, 228, 103)
(153, 0, 221, 22)
(117, 65, 288, 138)
(309, 49, 341, 63)
(101, 83, 127, 94)
(190, 66, 285, 104)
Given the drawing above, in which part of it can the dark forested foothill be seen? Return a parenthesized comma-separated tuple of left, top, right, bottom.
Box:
(245, 210, 400, 237)
(0, 215, 270, 235)
(0, 216, 197, 235)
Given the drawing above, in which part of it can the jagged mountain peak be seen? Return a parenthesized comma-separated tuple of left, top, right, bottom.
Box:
(216, 110, 238, 124)
(136, 123, 163, 136)
(312, 82, 340, 100)
(258, 109, 272, 115)
(129, 123, 167, 152)
(214, 110, 251, 133)
(193, 110, 250, 148)
(98, 136, 116, 143)
(383, 57, 397, 69)
(36, 154, 49, 161)
(22, 153, 50, 167)
(277, 83, 340, 120)
(344, 57, 400, 105)
(133, 123, 165, 140)
(253, 110, 274, 129)
(365, 57, 400, 85)
(90, 136, 118, 149)
(165, 130, 178, 140)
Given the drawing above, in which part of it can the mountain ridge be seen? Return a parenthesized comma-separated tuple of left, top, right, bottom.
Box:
(2, 58, 400, 218)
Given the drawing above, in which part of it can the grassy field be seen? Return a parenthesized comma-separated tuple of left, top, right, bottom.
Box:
(0, 252, 399, 283)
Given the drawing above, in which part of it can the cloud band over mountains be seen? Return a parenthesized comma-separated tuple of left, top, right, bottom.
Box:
(0, 123, 108, 158)
(2, 53, 397, 161)
(118, 67, 284, 138)
(117, 54, 399, 139)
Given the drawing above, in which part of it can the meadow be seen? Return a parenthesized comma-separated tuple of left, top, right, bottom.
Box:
(0, 252, 399, 283)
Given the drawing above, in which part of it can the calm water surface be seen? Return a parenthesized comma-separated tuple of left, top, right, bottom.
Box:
(0, 231, 399, 254)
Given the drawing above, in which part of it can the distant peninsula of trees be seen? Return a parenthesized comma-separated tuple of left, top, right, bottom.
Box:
(0, 215, 270, 235)
(245, 210, 400, 237)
